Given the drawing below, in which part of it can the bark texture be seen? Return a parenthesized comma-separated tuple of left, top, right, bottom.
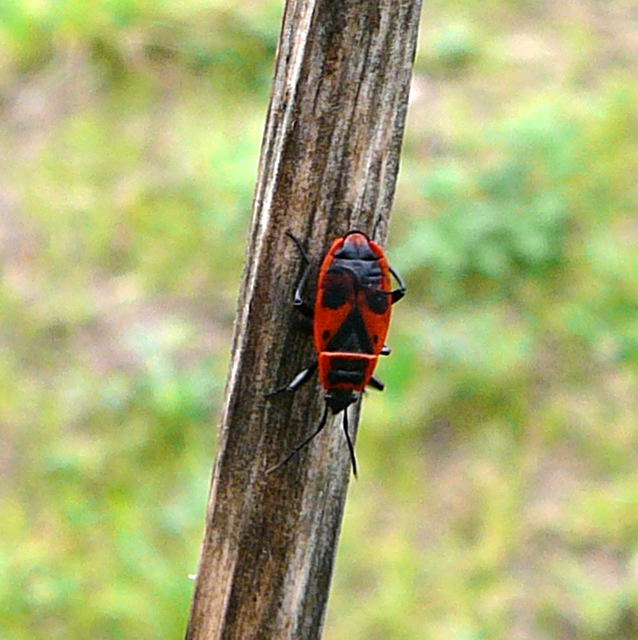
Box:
(185, 1, 422, 638)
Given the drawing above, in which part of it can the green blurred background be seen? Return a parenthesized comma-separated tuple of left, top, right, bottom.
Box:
(2, 1, 638, 638)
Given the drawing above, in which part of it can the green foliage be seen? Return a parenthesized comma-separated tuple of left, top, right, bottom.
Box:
(2, 1, 638, 640)
(401, 109, 576, 297)
(0, 0, 278, 90)
(425, 23, 480, 72)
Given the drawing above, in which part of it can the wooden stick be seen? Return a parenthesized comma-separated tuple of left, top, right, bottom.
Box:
(185, 1, 422, 638)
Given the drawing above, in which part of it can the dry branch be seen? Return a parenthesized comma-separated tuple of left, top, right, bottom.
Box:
(186, 0, 422, 638)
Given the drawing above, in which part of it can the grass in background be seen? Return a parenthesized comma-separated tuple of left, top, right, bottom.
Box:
(0, 2, 273, 637)
(2, 1, 638, 639)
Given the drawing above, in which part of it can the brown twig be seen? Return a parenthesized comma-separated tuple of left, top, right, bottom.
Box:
(185, 1, 422, 637)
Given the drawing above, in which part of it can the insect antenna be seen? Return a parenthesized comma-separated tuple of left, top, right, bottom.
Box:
(266, 404, 330, 475)
(342, 409, 358, 478)
(372, 214, 386, 241)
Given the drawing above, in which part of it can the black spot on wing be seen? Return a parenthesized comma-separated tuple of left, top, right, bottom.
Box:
(365, 288, 389, 314)
(321, 267, 355, 309)
(322, 285, 347, 309)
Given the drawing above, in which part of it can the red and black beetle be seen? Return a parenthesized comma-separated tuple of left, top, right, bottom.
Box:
(267, 229, 405, 476)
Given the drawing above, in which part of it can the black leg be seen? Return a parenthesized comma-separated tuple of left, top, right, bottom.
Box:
(285, 231, 314, 318)
(389, 264, 406, 304)
(293, 265, 314, 318)
(265, 362, 317, 397)
(367, 375, 384, 391)
(285, 230, 311, 263)
(342, 409, 358, 477)
(266, 404, 330, 474)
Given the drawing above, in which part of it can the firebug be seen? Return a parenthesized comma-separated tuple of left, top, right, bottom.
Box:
(267, 230, 405, 476)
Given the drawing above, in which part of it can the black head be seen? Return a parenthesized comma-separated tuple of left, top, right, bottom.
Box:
(335, 231, 377, 261)
(325, 389, 357, 414)
(343, 229, 371, 241)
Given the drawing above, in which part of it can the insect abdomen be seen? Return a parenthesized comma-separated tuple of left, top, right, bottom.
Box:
(318, 353, 377, 391)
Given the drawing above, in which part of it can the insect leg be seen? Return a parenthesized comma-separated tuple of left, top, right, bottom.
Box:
(265, 362, 318, 397)
(389, 264, 406, 304)
(266, 404, 330, 474)
(342, 409, 358, 477)
(285, 230, 311, 263)
(367, 375, 385, 391)
(285, 231, 314, 318)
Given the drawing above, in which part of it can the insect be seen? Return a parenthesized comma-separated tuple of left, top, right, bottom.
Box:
(266, 229, 406, 476)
